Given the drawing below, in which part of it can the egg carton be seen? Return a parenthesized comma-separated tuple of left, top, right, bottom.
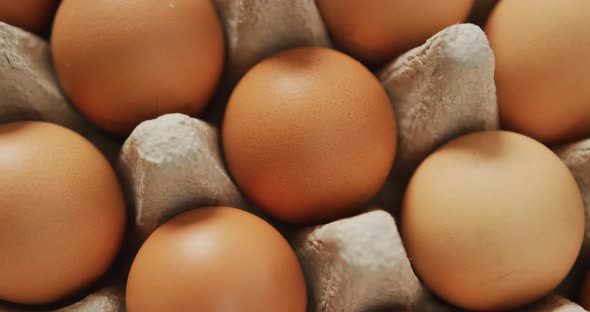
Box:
(0, 0, 588, 311)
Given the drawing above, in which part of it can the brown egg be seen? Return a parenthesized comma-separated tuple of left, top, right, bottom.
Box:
(51, 0, 225, 135)
(126, 206, 307, 312)
(0, 121, 126, 305)
(316, 0, 473, 64)
(0, 0, 59, 35)
(401, 131, 584, 311)
(485, 0, 590, 145)
(222, 47, 396, 224)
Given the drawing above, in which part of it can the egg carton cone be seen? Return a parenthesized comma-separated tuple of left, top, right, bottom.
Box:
(0, 0, 588, 311)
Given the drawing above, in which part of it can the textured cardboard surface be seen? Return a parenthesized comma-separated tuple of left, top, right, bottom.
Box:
(118, 113, 249, 242)
(375, 23, 498, 215)
(291, 210, 423, 312)
(213, 0, 331, 85)
(380, 23, 498, 178)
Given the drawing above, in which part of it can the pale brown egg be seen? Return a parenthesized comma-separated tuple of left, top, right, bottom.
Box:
(401, 131, 584, 311)
(0, 121, 126, 305)
(485, 0, 590, 145)
(51, 0, 225, 135)
(126, 206, 307, 312)
(0, 0, 59, 35)
(316, 0, 473, 64)
(222, 47, 396, 224)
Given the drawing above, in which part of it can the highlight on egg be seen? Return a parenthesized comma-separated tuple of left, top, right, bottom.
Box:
(126, 206, 307, 312)
(51, 0, 225, 135)
(222, 46, 397, 224)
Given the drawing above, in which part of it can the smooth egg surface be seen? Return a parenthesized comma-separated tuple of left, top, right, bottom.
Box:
(222, 47, 396, 224)
(402, 131, 584, 311)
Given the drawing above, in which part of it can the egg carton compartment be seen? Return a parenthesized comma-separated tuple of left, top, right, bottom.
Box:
(0, 0, 587, 311)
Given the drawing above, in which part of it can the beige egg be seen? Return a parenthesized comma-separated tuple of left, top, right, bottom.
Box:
(402, 131, 584, 311)
(486, 0, 590, 144)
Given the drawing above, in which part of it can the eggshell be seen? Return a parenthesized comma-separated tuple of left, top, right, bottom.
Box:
(316, 0, 473, 64)
(401, 131, 584, 311)
(51, 0, 225, 135)
(126, 206, 307, 312)
(485, 0, 590, 144)
(222, 47, 396, 224)
(0, 121, 126, 305)
(0, 0, 59, 35)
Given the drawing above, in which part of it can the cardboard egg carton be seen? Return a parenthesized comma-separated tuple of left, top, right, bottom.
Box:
(0, 0, 587, 311)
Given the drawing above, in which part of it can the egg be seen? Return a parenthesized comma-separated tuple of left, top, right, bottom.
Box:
(51, 0, 225, 135)
(222, 47, 396, 224)
(0, 0, 59, 35)
(126, 206, 307, 312)
(485, 0, 590, 144)
(316, 0, 474, 64)
(401, 131, 584, 311)
(0, 121, 126, 305)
